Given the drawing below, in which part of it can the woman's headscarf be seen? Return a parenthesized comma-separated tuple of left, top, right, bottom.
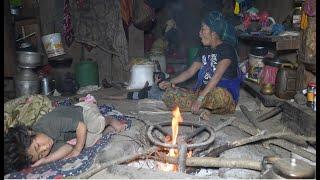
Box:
(203, 11, 238, 47)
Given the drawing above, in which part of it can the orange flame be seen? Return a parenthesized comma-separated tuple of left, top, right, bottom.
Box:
(158, 106, 186, 172)
(171, 106, 183, 145)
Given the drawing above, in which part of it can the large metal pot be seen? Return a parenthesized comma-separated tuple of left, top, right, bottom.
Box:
(16, 51, 42, 68)
(15, 69, 40, 97)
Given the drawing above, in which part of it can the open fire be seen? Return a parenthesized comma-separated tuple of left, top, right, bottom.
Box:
(157, 106, 192, 172)
(141, 106, 214, 173)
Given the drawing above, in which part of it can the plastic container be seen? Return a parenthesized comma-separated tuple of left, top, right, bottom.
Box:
(75, 61, 99, 87)
(41, 33, 65, 58)
(126, 63, 155, 91)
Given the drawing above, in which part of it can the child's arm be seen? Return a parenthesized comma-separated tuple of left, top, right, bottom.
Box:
(31, 144, 73, 167)
(65, 121, 87, 158)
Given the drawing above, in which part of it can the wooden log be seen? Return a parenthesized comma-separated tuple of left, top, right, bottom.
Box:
(256, 106, 283, 122)
(72, 146, 159, 179)
(262, 139, 316, 162)
(138, 111, 193, 115)
(150, 155, 262, 171)
(204, 131, 315, 157)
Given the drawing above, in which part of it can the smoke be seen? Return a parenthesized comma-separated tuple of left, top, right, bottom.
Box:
(163, 0, 204, 49)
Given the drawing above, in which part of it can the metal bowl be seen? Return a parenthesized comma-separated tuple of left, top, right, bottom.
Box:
(16, 51, 42, 68)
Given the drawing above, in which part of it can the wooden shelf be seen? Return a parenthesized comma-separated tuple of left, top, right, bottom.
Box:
(238, 34, 300, 51)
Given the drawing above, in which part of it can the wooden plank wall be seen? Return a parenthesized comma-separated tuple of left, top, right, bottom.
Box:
(4, 0, 17, 77)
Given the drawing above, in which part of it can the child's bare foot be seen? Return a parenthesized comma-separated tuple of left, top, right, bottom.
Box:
(110, 119, 127, 132)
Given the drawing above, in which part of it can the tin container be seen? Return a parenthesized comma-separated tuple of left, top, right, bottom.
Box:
(41, 76, 55, 96)
(307, 82, 316, 107)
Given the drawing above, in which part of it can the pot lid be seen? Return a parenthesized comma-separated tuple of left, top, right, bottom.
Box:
(20, 42, 32, 48)
(272, 158, 315, 179)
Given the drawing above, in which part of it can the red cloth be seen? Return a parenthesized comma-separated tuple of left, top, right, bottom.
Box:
(260, 65, 278, 85)
(62, 0, 74, 47)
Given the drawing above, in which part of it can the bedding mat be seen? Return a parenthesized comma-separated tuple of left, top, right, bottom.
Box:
(5, 104, 132, 179)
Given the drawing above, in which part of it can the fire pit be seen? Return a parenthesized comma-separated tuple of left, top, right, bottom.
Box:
(147, 121, 215, 149)
(146, 107, 215, 172)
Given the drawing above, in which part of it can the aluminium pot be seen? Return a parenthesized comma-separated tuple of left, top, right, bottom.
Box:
(15, 69, 40, 97)
(16, 51, 42, 68)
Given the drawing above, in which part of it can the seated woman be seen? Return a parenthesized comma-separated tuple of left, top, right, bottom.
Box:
(159, 11, 242, 115)
(4, 96, 126, 175)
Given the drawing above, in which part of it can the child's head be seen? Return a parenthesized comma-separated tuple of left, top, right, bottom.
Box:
(4, 124, 54, 174)
(27, 131, 54, 162)
(4, 125, 35, 174)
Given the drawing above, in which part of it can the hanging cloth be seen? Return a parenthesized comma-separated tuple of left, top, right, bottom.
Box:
(62, 0, 75, 47)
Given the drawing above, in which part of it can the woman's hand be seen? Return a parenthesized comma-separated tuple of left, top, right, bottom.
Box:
(154, 74, 161, 84)
(159, 81, 173, 90)
(191, 100, 202, 114)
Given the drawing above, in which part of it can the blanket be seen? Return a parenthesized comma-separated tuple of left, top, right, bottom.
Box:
(5, 104, 132, 179)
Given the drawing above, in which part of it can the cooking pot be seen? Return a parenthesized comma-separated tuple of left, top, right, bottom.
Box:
(260, 83, 275, 95)
(16, 51, 42, 68)
(250, 46, 268, 57)
(15, 69, 40, 97)
(261, 157, 315, 179)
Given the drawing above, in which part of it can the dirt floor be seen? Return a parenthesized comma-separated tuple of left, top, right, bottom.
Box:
(51, 86, 313, 179)
(4, 83, 316, 179)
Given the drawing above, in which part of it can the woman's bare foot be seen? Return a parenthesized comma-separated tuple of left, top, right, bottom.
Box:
(199, 109, 211, 121)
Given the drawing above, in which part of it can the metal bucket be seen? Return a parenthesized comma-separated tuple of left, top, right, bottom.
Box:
(15, 69, 39, 97)
(41, 33, 65, 58)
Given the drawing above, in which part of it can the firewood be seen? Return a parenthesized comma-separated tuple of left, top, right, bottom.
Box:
(149, 154, 262, 171)
(262, 139, 316, 162)
(138, 111, 193, 115)
(72, 146, 159, 179)
(202, 131, 315, 157)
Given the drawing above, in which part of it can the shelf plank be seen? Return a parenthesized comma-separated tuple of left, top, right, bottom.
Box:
(238, 34, 300, 51)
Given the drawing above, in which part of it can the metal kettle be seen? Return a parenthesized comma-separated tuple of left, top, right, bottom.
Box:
(275, 63, 297, 99)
